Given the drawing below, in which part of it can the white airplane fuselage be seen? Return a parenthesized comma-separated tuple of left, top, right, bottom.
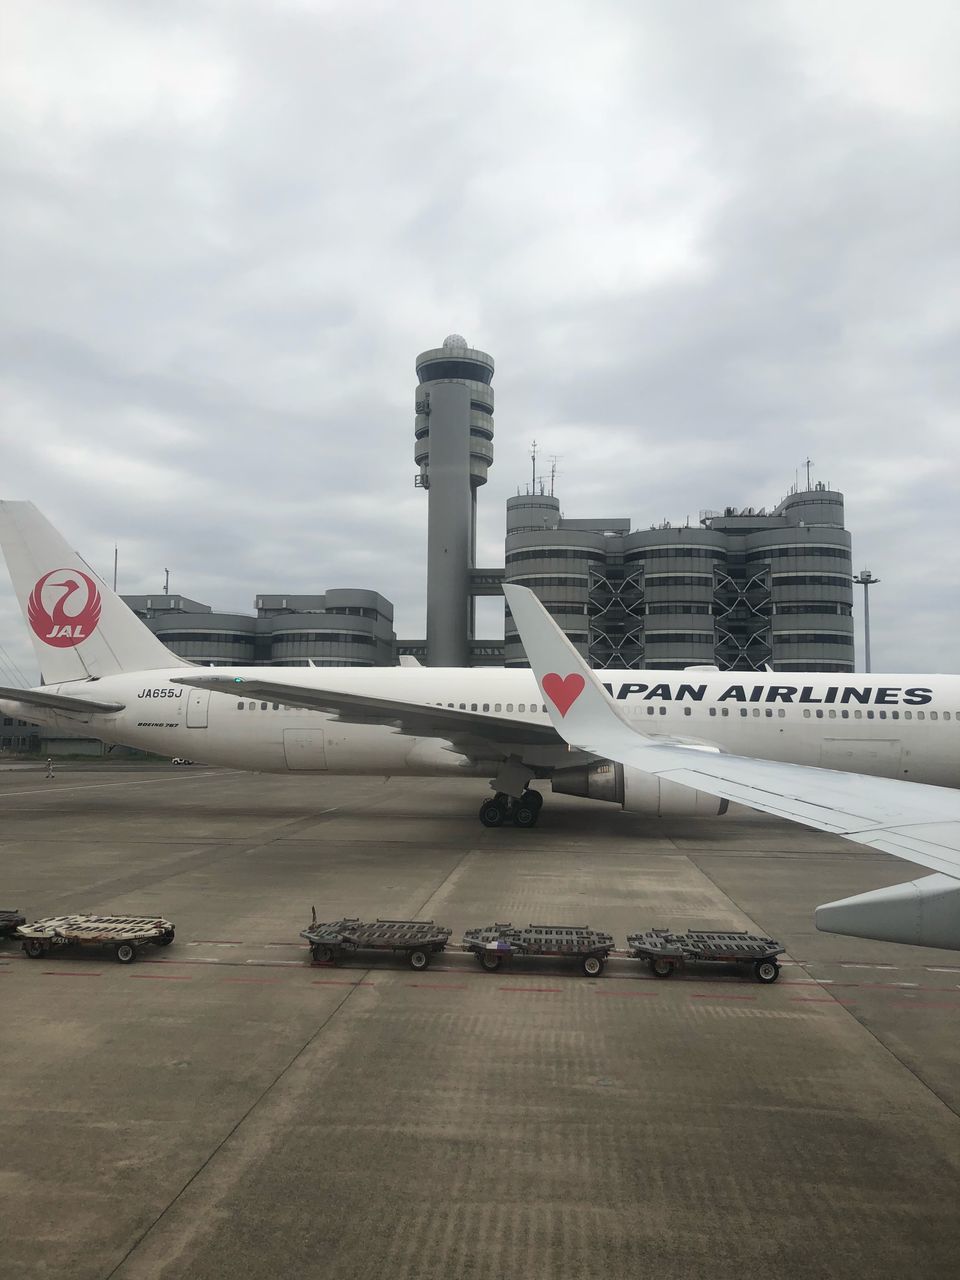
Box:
(6, 666, 959, 789)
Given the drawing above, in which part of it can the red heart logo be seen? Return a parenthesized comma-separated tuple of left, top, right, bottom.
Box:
(542, 672, 585, 717)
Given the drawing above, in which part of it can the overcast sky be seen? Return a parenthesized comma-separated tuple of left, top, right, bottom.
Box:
(2, 0, 958, 683)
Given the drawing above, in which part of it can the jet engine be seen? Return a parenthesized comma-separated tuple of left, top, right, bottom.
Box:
(551, 762, 728, 818)
(816, 873, 960, 950)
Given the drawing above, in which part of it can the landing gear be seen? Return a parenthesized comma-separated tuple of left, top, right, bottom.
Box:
(478, 790, 543, 829)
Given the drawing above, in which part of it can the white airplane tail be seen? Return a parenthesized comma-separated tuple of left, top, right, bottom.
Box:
(0, 501, 187, 683)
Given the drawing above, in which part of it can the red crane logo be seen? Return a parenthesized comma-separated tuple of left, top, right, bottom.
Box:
(27, 569, 102, 648)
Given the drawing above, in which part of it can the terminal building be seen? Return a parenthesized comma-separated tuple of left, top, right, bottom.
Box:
(502, 483, 854, 672)
(123, 590, 396, 667)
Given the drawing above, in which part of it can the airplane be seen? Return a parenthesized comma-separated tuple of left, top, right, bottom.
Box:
(502, 583, 960, 951)
(0, 500, 958, 843)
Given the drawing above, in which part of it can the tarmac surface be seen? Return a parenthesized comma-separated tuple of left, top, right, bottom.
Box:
(1, 764, 959, 1280)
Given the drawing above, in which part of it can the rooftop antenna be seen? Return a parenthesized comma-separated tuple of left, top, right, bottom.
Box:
(548, 455, 558, 497)
(113, 545, 118, 592)
(804, 457, 814, 489)
(530, 439, 538, 496)
(164, 568, 170, 594)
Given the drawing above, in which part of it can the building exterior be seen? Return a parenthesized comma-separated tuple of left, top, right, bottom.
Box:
(124, 590, 396, 667)
(414, 334, 496, 666)
(1, 715, 40, 753)
(503, 484, 854, 672)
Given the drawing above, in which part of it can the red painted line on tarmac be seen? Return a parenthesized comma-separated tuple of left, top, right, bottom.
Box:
(497, 987, 562, 993)
(892, 1000, 960, 1009)
(221, 977, 281, 985)
(128, 974, 191, 981)
(41, 971, 102, 977)
(311, 979, 375, 987)
(790, 997, 853, 1004)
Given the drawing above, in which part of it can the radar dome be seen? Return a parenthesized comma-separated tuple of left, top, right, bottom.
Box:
(442, 333, 467, 350)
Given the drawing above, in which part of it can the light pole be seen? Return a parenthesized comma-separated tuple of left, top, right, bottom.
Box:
(854, 569, 880, 671)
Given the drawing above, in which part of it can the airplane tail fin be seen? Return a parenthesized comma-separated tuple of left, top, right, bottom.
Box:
(503, 583, 638, 755)
(0, 501, 187, 683)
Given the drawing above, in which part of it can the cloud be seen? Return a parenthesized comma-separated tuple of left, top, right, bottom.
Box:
(1, 0, 957, 681)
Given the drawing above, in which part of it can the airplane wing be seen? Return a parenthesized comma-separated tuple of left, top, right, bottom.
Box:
(503, 584, 960, 949)
(172, 674, 563, 751)
(0, 684, 124, 715)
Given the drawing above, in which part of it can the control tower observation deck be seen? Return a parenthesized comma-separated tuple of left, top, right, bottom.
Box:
(414, 335, 495, 666)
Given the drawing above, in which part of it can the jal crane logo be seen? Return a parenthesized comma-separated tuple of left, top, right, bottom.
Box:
(28, 569, 102, 648)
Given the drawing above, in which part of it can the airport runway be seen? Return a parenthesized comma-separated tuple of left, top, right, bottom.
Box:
(1, 766, 959, 1280)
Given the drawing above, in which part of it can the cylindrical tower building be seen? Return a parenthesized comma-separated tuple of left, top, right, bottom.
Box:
(414, 335, 494, 666)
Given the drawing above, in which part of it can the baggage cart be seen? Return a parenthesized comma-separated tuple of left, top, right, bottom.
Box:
(1, 909, 26, 939)
(17, 914, 176, 964)
(300, 910, 451, 971)
(627, 928, 784, 983)
(463, 922, 614, 976)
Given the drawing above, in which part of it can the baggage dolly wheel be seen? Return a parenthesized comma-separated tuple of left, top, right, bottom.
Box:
(115, 942, 137, 964)
(408, 948, 430, 971)
(582, 954, 604, 977)
(23, 938, 45, 959)
(311, 944, 334, 964)
(155, 931, 175, 947)
(480, 952, 503, 972)
(650, 957, 675, 978)
(754, 959, 780, 984)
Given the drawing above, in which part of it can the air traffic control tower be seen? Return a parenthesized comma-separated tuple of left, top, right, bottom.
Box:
(414, 335, 495, 666)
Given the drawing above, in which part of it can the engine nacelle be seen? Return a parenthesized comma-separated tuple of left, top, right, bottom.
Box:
(551, 762, 728, 818)
(816, 873, 960, 950)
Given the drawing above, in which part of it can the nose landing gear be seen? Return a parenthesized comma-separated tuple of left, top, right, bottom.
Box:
(478, 789, 543, 828)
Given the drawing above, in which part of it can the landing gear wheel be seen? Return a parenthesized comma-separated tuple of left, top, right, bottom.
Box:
(582, 954, 605, 977)
(408, 949, 430, 971)
(480, 952, 503, 972)
(754, 959, 780, 984)
(650, 957, 675, 978)
(479, 799, 507, 827)
(522, 789, 543, 812)
(23, 939, 44, 959)
(512, 798, 539, 828)
(311, 943, 334, 964)
(115, 942, 137, 964)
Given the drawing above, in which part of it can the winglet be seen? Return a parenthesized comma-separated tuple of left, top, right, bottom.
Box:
(503, 584, 637, 755)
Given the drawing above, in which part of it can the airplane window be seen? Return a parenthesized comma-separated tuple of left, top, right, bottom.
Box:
(752, 708, 760, 717)
(764, 709, 772, 717)
(930, 711, 938, 721)
(721, 708, 729, 717)
(828, 710, 836, 719)
(658, 706, 666, 715)
(866, 710, 875, 719)
(740, 709, 748, 718)
(903, 710, 911, 719)
(647, 706, 654, 714)
(879, 711, 887, 719)
(457, 702, 465, 709)
(249, 703, 256, 711)
(542, 704, 547, 713)
(482, 703, 489, 712)
(494, 703, 502, 712)
(683, 707, 691, 716)
(854, 710, 862, 718)
(273, 703, 279, 710)
(518, 704, 525, 712)
(470, 703, 478, 711)
(237, 702, 244, 710)
(777, 709, 785, 718)
(530, 706, 537, 714)
(261, 702, 268, 711)
(815, 710, 824, 718)
(841, 710, 849, 719)
(891, 711, 899, 720)
(917, 711, 926, 720)
(943, 712, 951, 721)
(709, 707, 716, 717)
(506, 703, 514, 712)
(803, 709, 810, 718)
